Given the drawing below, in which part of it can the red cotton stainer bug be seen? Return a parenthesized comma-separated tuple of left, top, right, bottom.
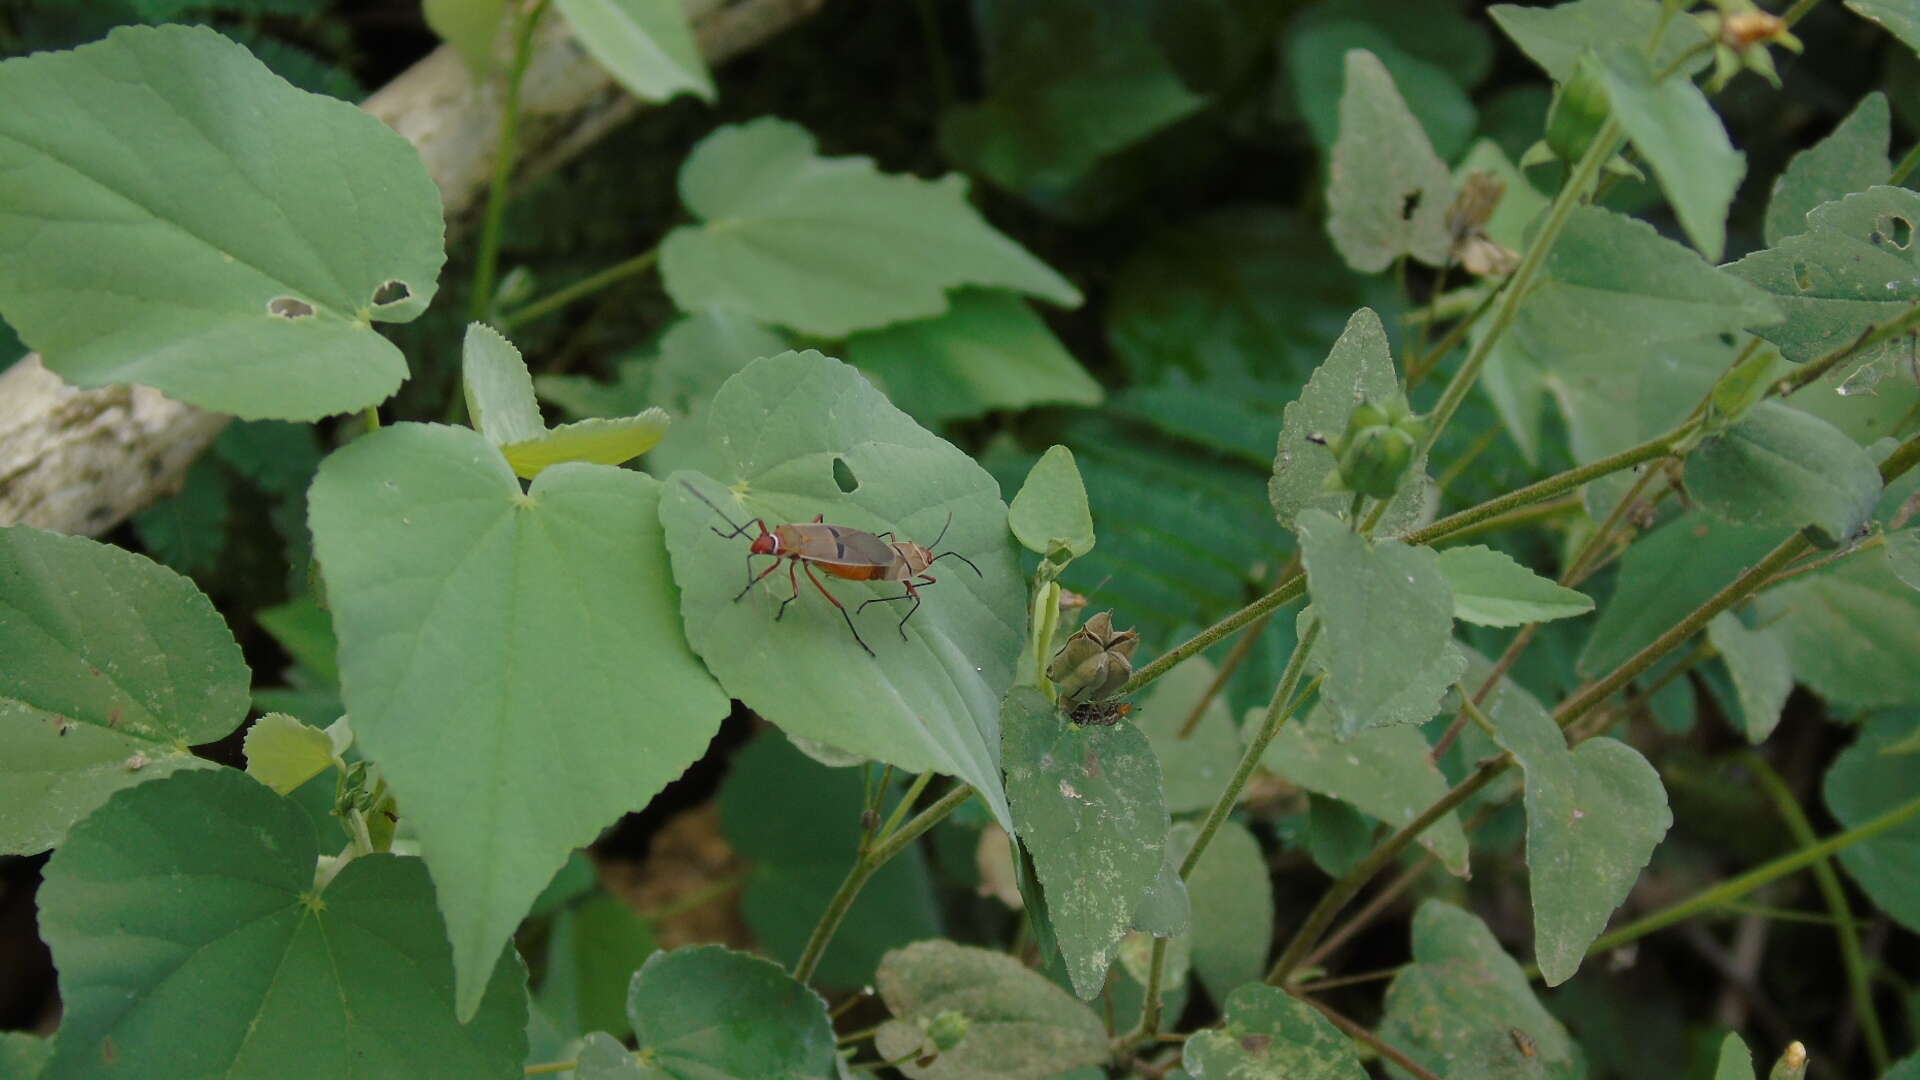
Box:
(682, 482, 983, 657)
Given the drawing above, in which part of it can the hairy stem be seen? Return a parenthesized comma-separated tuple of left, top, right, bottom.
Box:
(470, 0, 549, 325)
(499, 246, 661, 329)
(1117, 575, 1305, 698)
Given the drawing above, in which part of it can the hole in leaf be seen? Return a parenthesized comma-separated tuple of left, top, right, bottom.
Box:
(1791, 262, 1812, 292)
(1718, 332, 1736, 346)
(832, 457, 859, 493)
(269, 297, 315, 319)
(1892, 216, 1915, 250)
(1399, 190, 1423, 221)
(371, 280, 412, 306)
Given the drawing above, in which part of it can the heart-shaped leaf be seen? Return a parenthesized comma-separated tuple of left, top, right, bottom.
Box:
(0, 526, 246, 855)
(1185, 984, 1365, 1079)
(611, 946, 837, 1079)
(873, 941, 1107, 1080)
(1007, 446, 1096, 560)
(660, 119, 1079, 337)
(1002, 687, 1168, 998)
(37, 769, 528, 1080)
(0, 26, 444, 420)
(658, 352, 1026, 828)
(309, 423, 728, 1019)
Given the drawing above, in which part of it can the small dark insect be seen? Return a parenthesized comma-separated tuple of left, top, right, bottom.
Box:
(1068, 700, 1133, 727)
(683, 482, 981, 656)
(1510, 1028, 1538, 1058)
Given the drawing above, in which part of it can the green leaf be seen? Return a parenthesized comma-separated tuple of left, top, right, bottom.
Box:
(1763, 550, 1920, 706)
(551, 0, 714, 104)
(502, 414, 672, 479)
(422, 0, 508, 75)
(847, 289, 1102, 426)
(1513, 207, 1781, 363)
(1262, 705, 1470, 874)
(1537, 335, 1729, 467)
(1002, 687, 1169, 999)
(308, 424, 728, 1020)
(1715, 1032, 1756, 1080)
(719, 732, 940, 988)
(1765, 93, 1891, 247)
(215, 420, 323, 497)
(1378, 901, 1581, 1080)
(0, 1033, 51, 1080)
(0, 26, 443, 420)
(464, 323, 545, 446)
(535, 893, 657, 1041)
(1824, 712, 1920, 931)
(1490, 0, 1709, 84)
(1288, 20, 1477, 160)
(1325, 50, 1452, 272)
(1599, 46, 1743, 261)
(1706, 614, 1793, 743)
(132, 457, 230, 577)
(659, 352, 1025, 829)
(1578, 512, 1788, 678)
(623, 946, 836, 1079)
(661, 120, 1079, 337)
(573, 1031, 645, 1078)
(1888, 1055, 1920, 1080)
(1435, 545, 1594, 628)
(1298, 510, 1464, 737)
(1889, 528, 1920, 589)
(1185, 984, 1365, 1079)
(1725, 186, 1920, 365)
(873, 941, 1108, 1080)
(1474, 655, 1671, 985)
(1169, 819, 1273, 1006)
(1847, 0, 1920, 55)
(0, 526, 245, 855)
(1686, 402, 1882, 544)
(1130, 851, 1190, 937)
(255, 595, 340, 686)
(38, 769, 528, 1079)
(1008, 446, 1096, 560)
(241, 713, 335, 795)
(1133, 657, 1244, 814)
(1269, 309, 1419, 532)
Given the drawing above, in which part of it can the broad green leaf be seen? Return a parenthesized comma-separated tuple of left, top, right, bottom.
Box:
(0, 526, 244, 855)
(422, 0, 508, 75)
(1512, 207, 1780, 363)
(0, 1033, 50, 1080)
(215, 419, 324, 497)
(1435, 545, 1594, 628)
(1578, 512, 1787, 678)
(1686, 402, 1882, 544)
(1008, 446, 1095, 560)
(552, 0, 714, 104)
(1765, 93, 1891, 246)
(719, 732, 940, 988)
(1130, 851, 1191, 936)
(873, 941, 1108, 1080)
(1325, 50, 1452, 272)
(1847, 0, 1920, 55)
(1764, 550, 1920, 706)
(660, 352, 1025, 829)
(38, 769, 527, 1079)
(1725, 187, 1920, 365)
(255, 595, 340, 685)
(0, 26, 443, 420)
(1306, 794, 1374, 877)
(241, 713, 335, 795)
(1600, 46, 1743, 261)
(1706, 614, 1793, 743)
(1378, 901, 1580, 1080)
(1715, 1033, 1756, 1080)
(1889, 528, 1920, 589)
(1889, 1054, 1920, 1080)
(847, 289, 1102, 426)
(1490, 0, 1709, 83)
(1288, 20, 1477, 160)
(1298, 510, 1465, 737)
(1262, 705, 1469, 874)
(501, 414, 671, 479)
(464, 323, 544, 447)
(1134, 657, 1244, 814)
(1270, 309, 1422, 533)
(661, 120, 1079, 337)
(1539, 335, 1730, 467)
(132, 457, 230, 577)
(574, 1032, 646, 1078)
(1474, 656, 1672, 985)
(1002, 687, 1169, 999)
(535, 893, 657, 1041)
(1824, 712, 1920, 931)
(1169, 820, 1273, 1006)
(624, 946, 835, 1079)
(1185, 984, 1365, 1079)
(309, 424, 728, 1020)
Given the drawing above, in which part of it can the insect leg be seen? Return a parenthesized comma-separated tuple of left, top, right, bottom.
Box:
(734, 555, 783, 602)
(859, 575, 936, 640)
(776, 558, 802, 620)
(802, 561, 875, 657)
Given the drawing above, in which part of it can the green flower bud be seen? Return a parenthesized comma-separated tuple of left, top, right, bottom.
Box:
(1545, 54, 1612, 165)
(1330, 396, 1424, 500)
(924, 1009, 971, 1052)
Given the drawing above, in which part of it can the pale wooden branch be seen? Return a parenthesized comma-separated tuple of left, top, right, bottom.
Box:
(0, 0, 823, 537)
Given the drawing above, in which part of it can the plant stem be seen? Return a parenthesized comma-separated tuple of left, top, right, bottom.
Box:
(1746, 754, 1891, 1071)
(499, 246, 662, 330)
(1427, 494, 1584, 547)
(1893, 141, 1920, 186)
(363, 406, 381, 431)
(1117, 575, 1305, 699)
(874, 771, 934, 852)
(470, 0, 548, 325)
(793, 783, 974, 984)
(1585, 792, 1920, 956)
(1299, 996, 1443, 1080)
(1774, 300, 1920, 397)
(1175, 611, 1271, 739)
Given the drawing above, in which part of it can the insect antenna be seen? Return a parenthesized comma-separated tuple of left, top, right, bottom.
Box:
(928, 550, 983, 577)
(680, 480, 757, 539)
(928, 510, 955, 548)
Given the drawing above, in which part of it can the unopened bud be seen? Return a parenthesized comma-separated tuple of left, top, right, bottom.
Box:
(1331, 396, 1424, 500)
(924, 1009, 970, 1052)
(1545, 54, 1612, 165)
